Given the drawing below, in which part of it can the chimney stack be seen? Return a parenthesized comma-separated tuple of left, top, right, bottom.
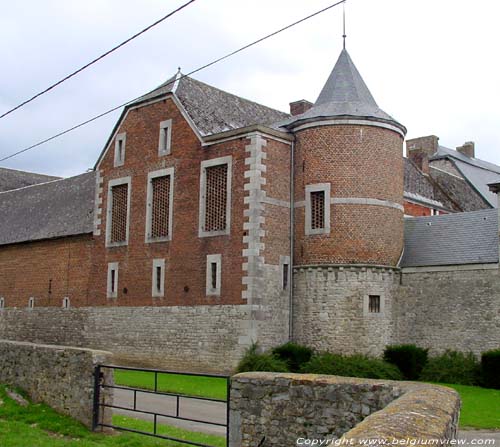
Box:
(289, 100, 313, 116)
(405, 135, 439, 174)
(456, 141, 475, 158)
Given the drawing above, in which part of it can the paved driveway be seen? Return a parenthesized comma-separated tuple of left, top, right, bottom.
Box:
(459, 430, 500, 445)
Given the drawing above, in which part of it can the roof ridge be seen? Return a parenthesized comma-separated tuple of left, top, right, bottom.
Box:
(0, 165, 60, 178)
(0, 171, 92, 196)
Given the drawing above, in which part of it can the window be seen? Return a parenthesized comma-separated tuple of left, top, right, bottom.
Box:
(106, 177, 131, 247)
(62, 297, 70, 309)
(280, 255, 291, 291)
(145, 168, 174, 243)
(158, 119, 172, 156)
(152, 259, 165, 298)
(28, 297, 35, 309)
(114, 133, 126, 167)
(107, 262, 119, 298)
(199, 156, 232, 237)
(0, 297, 4, 310)
(431, 209, 440, 216)
(305, 183, 331, 235)
(368, 295, 381, 313)
(206, 254, 221, 296)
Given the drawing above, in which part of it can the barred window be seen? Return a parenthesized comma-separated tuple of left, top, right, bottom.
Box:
(369, 295, 381, 313)
(151, 175, 171, 239)
(205, 164, 228, 232)
(310, 191, 325, 230)
(110, 183, 129, 243)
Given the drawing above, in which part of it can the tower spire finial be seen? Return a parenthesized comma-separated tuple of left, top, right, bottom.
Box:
(342, 0, 346, 49)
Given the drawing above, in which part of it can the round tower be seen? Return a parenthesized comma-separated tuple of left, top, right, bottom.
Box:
(287, 49, 407, 356)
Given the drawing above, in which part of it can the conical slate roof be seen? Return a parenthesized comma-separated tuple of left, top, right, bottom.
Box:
(280, 49, 406, 133)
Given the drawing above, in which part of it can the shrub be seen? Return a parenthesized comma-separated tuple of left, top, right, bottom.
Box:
(420, 350, 480, 385)
(383, 344, 428, 380)
(236, 343, 289, 373)
(271, 342, 314, 372)
(481, 349, 500, 389)
(300, 353, 403, 380)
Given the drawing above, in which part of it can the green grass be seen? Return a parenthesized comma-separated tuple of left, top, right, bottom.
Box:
(113, 369, 228, 401)
(0, 385, 225, 447)
(437, 383, 500, 430)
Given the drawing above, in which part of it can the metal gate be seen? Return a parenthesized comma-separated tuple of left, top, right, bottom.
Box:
(92, 364, 230, 447)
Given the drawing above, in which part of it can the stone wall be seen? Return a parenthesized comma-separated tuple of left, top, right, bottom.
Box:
(229, 372, 460, 447)
(0, 339, 113, 428)
(394, 266, 500, 355)
(292, 265, 399, 356)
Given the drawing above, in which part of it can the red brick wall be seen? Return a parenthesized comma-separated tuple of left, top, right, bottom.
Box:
(0, 235, 94, 308)
(294, 124, 404, 266)
(404, 201, 432, 217)
(90, 97, 247, 306)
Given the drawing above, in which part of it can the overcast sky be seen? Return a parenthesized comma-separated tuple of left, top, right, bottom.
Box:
(1, 0, 499, 177)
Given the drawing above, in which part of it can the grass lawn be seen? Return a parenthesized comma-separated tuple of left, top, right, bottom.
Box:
(113, 369, 228, 401)
(437, 383, 500, 430)
(0, 385, 225, 447)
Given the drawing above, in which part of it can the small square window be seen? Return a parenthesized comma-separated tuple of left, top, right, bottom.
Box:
(158, 120, 172, 156)
(206, 254, 221, 296)
(152, 259, 165, 298)
(114, 133, 126, 167)
(368, 295, 381, 313)
(107, 262, 119, 298)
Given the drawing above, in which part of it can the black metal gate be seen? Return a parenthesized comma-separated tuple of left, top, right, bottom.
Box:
(92, 364, 230, 447)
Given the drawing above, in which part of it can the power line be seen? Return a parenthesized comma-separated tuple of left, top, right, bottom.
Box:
(0, 0, 345, 163)
(0, 0, 197, 120)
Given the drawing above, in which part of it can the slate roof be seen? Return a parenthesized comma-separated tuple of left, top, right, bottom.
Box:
(401, 209, 499, 267)
(431, 146, 500, 208)
(0, 167, 60, 193)
(130, 73, 290, 137)
(0, 172, 95, 246)
(278, 49, 406, 133)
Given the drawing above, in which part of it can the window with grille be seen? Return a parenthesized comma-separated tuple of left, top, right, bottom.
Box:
(368, 295, 381, 313)
(110, 183, 128, 243)
(151, 175, 170, 238)
(199, 157, 232, 237)
(311, 191, 325, 229)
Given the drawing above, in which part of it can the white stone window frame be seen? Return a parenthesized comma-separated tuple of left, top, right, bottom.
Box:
(279, 255, 291, 291)
(62, 297, 70, 309)
(158, 119, 172, 156)
(107, 262, 119, 299)
(145, 168, 174, 243)
(206, 254, 222, 296)
(28, 297, 35, 309)
(198, 156, 232, 238)
(0, 297, 4, 310)
(105, 176, 132, 248)
(114, 132, 126, 167)
(152, 258, 166, 298)
(363, 292, 386, 317)
(305, 183, 331, 235)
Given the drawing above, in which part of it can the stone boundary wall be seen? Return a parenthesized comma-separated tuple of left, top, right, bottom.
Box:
(0, 339, 113, 428)
(230, 373, 460, 447)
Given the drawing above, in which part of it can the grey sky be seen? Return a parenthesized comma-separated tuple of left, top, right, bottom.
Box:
(1, 0, 499, 177)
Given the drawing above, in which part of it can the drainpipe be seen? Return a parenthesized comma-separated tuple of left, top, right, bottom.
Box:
(289, 138, 296, 341)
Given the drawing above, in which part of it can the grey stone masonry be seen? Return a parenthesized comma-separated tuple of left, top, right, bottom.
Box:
(229, 373, 459, 447)
(0, 339, 113, 428)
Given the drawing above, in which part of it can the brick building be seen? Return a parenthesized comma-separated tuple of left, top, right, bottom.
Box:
(0, 48, 499, 371)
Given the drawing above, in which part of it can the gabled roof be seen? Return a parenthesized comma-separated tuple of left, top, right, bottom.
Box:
(0, 167, 60, 193)
(279, 49, 406, 133)
(401, 209, 498, 267)
(431, 146, 500, 208)
(130, 73, 290, 137)
(0, 172, 95, 246)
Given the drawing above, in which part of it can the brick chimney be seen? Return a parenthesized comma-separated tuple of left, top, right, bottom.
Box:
(289, 100, 313, 116)
(405, 135, 439, 174)
(456, 141, 475, 158)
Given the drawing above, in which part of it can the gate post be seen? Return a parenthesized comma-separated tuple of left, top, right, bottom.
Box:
(92, 365, 102, 431)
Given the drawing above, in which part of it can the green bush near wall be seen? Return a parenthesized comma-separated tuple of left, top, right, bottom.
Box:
(271, 342, 314, 373)
(383, 344, 428, 380)
(236, 344, 289, 373)
(420, 350, 480, 386)
(481, 349, 500, 389)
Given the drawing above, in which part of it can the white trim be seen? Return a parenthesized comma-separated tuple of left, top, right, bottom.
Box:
(198, 156, 232, 238)
(158, 119, 172, 156)
(105, 176, 132, 247)
(145, 168, 174, 243)
(62, 297, 70, 309)
(0, 297, 4, 310)
(114, 133, 126, 167)
(280, 255, 291, 291)
(262, 196, 290, 208)
(107, 262, 119, 298)
(295, 196, 403, 212)
(202, 131, 292, 147)
(28, 297, 35, 309)
(305, 183, 331, 235)
(206, 254, 222, 296)
(402, 263, 499, 273)
(429, 165, 465, 180)
(363, 293, 385, 317)
(152, 258, 166, 298)
(292, 118, 406, 137)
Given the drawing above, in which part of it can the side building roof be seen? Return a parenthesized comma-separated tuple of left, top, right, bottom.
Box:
(0, 171, 95, 246)
(401, 209, 498, 267)
(0, 167, 60, 192)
